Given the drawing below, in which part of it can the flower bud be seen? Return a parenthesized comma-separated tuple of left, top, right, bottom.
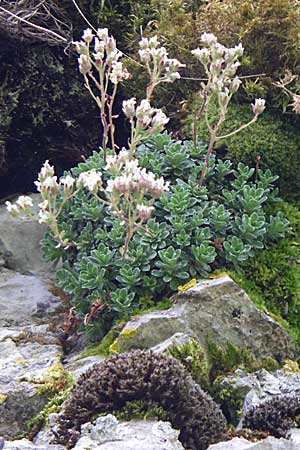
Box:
(230, 77, 242, 93)
(252, 98, 266, 116)
(151, 110, 169, 129)
(78, 54, 92, 74)
(137, 204, 155, 221)
(122, 98, 136, 119)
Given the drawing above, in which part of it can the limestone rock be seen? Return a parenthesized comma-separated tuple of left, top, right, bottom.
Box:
(117, 275, 294, 362)
(72, 415, 185, 450)
(0, 194, 53, 274)
(64, 354, 105, 381)
(0, 325, 63, 438)
(2, 438, 64, 450)
(0, 269, 61, 327)
(207, 436, 298, 449)
(151, 333, 191, 353)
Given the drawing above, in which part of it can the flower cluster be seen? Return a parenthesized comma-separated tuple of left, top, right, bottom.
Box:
(139, 36, 185, 85)
(192, 33, 245, 113)
(192, 33, 266, 118)
(123, 98, 169, 132)
(106, 158, 169, 199)
(74, 28, 129, 83)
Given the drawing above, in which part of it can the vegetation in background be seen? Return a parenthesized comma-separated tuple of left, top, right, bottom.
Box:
(184, 101, 300, 200)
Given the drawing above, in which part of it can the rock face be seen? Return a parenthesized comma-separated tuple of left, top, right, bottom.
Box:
(72, 415, 185, 450)
(207, 436, 298, 449)
(117, 275, 294, 362)
(0, 194, 52, 274)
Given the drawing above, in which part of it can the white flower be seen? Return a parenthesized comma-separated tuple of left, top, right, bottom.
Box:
(200, 32, 218, 47)
(73, 40, 88, 55)
(191, 48, 210, 65)
(16, 195, 33, 210)
(82, 28, 94, 43)
(149, 36, 159, 48)
(138, 48, 151, 63)
(97, 28, 109, 41)
(230, 77, 242, 93)
(139, 37, 150, 50)
(77, 169, 102, 193)
(5, 201, 20, 217)
(136, 99, 153, 119)
(38, 200, 49, 211)
(252, 98, 266, 116)
(151, 110, 169, 128)
(94, 38, 105, 55)
(109, 61, 130, 84)
(39, 160, 55, 180)
(78, 54, 92, 74)
(60, 175, 75, 191)
(122, 98, 136, 119)
(38, 210, 53, 225)
(151, 177, 170, 197)
(137, 204, 155, 220)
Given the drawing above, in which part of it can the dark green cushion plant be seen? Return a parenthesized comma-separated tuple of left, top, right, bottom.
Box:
(42, 132, 288, 332)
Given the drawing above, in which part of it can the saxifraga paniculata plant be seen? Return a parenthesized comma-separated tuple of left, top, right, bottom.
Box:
(243, 394, 300, 438)
(54, 350, 228, 450)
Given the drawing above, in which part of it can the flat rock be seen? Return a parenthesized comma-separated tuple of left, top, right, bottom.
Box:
(117, 275, 294, 362)
(0, 194, 53, 274)
(207, 436, 298, 449)
(72, 415, 184, 450)
(64, 354, 105, 381)
(0, 268, 61, 327)
(2, 438, 64, 450)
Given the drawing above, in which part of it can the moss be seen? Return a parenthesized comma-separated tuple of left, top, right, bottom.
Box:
(282, 359, 300, 372)
(110, 399, 169, 422)
(34, 362, 74, 395)
(169, 337, 280, 392)
(26, 387, 72, 440)
(109, 339, 120, 354)
(0, 394, 7, 405)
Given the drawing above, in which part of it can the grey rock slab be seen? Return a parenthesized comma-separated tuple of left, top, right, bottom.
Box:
(0, 194, 54, 274)
(2, 439, 64, 450)
(118, 275, 294, 362)
(64, 354, 105, 381)
(0, 268, 61, 327)
(0, 325, 63, 439)
(207, 436, 299, 449)
(72, 415, 184, 450)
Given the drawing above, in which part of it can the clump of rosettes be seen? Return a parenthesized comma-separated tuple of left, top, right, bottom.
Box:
(55, 350, 227, 450)
(243, 394, 300, 438)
